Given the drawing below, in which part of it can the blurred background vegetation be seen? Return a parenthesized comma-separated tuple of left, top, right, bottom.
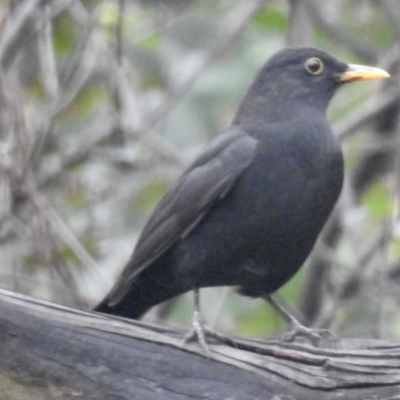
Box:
(0, 0, 399, 339)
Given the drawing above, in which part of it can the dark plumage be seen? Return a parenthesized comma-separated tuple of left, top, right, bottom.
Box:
(95, 47, 389, 326)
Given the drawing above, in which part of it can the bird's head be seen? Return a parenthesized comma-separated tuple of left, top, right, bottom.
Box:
(234, 47, 389, 126)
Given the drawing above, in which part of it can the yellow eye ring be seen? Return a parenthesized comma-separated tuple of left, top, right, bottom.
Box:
(304, 57, 324, 75)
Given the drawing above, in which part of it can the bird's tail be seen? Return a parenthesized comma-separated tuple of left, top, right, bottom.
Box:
(94, 291, 149, 319)
(94, 275, 185, 319)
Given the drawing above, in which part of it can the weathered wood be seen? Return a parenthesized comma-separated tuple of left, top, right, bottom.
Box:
(0, 288, 399, 399)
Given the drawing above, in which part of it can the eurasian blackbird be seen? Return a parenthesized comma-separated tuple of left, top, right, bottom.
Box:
(95, 47, 389, 341)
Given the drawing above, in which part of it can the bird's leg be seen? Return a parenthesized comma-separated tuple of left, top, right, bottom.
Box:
(182, 289, 210, 353)
(182, 289, 236, 353)
(264, 294, 333, 342)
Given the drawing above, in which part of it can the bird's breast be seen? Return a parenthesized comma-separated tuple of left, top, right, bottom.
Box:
(233, 120, 344, 242)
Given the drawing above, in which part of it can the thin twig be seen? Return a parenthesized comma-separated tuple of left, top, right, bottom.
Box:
(145, 0, 267, 129)
(0, 0, 41, 68)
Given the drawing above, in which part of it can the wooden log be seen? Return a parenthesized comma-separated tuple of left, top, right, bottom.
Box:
(0, 288, 399, 399)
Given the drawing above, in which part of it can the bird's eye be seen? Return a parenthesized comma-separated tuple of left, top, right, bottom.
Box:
(304, 57, 324, 75)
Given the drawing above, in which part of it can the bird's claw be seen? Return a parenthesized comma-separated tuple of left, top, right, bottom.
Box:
(283, 321, 334, 344)
(182, 310, 210, 353)
(181, 310, 236, 354)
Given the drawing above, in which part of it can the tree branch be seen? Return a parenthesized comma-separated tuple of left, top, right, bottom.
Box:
(0, 288, 400, 399)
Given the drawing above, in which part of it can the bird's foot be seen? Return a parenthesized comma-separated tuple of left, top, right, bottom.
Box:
(181, 310, 235, 354)
(182, 310, 210, 353)
(263, 294, 333, 344)
(283, 320, 334, 344)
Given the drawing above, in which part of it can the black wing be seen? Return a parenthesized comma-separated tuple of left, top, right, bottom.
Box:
(107, 128, 258, 305)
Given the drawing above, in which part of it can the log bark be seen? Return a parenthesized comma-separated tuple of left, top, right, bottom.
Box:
(0, 288, 399, 399)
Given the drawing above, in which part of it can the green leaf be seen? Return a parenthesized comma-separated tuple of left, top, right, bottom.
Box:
(137, 179, 168, 214)
(362, 180, 391, 219)
(253, 4, 287, 32)
(53, 13, 81, 54)
(58, 86, 106, 119)
(137, 32, 162, 50)
(237, 300, 283, 337)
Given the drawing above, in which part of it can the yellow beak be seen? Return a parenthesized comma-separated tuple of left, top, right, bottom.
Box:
(339, 64, 390, 82)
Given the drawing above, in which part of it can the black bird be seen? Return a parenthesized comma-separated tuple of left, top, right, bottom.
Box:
(95, 47, 388, 342)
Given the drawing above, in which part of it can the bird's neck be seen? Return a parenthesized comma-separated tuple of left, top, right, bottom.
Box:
(233, 93, 328, 130)
(233, 78, 332, 128)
